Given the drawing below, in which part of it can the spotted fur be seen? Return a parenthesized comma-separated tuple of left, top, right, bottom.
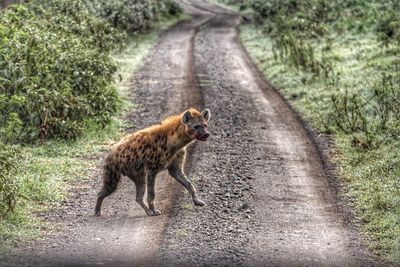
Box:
(95, 108, 211, 216)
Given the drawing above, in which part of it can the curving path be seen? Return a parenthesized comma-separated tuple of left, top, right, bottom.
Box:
(1, 1, 379, 266)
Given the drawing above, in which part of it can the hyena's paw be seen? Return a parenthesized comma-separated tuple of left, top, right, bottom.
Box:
(94, 210, 102, 216)
(193, 198, 205, 206)
(147, 209, 161, 216)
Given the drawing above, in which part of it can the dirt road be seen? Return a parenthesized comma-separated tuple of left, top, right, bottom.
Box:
(1, 0, 379, 266)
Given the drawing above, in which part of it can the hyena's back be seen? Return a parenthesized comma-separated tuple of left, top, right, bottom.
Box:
(109, 130, 173, 178)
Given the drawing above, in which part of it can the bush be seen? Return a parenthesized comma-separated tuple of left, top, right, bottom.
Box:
(159, 0, 183, 17)
(0, 143, 21, 219)
(251, 0, 299, 24)
(0, 0, 182, 144)
(89, 0, 154, 33)
(251, 0, 333, 36)
(0, 3, 120, 143)
(30, 0, 127, 52)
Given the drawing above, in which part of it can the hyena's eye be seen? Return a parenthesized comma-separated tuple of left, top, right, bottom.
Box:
(193, 125, 201, 130)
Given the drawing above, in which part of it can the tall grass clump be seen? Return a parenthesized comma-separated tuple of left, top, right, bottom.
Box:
(328, 70, 400, 149)
(250, 0, 338, 75)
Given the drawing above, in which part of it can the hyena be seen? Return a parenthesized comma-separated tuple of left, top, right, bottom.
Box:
(94, 108, 211, 216)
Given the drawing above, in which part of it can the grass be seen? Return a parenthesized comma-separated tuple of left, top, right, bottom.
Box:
(207, 0, 240, 12)
(241, 24, 400, 262)
(182, 202, 194, 212)
(0, 120, 123, 244)
(208, 0, 252, 12)
(0, 16, 184, 247)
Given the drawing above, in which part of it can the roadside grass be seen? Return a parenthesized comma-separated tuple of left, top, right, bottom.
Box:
(0, 120, 123, 244)
(0, 16, 184, 246)
(207, 0, 241, 12)
(241, 25, 400, 261)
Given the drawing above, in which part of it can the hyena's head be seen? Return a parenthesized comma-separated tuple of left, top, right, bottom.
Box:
(181, 108, 211, 141)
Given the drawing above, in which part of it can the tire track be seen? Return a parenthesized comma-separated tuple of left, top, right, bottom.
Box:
(160, 1, 378, 266)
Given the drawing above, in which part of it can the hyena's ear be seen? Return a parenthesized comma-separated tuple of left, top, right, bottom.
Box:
(181, 110, 192, 124)
(201, 109, 211, 122)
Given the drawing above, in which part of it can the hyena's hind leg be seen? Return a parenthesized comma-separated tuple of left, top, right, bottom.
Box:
(94, 164, 121, 216)
(133, 178, 151, 216)
(146, 172, 161, 216)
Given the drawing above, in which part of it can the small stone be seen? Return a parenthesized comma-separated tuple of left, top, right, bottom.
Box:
(241, 203, 250, 210)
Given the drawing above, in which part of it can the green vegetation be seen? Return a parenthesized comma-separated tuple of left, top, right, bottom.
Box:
(0, 143, 21, 219)
(0, 120, 123, 243)
(236, 0, 400, 262)
(208, 0, 248, 11)
(0, 0, 182, 243)
(88, 0, 182, 34)
(0, 2, 120, 144)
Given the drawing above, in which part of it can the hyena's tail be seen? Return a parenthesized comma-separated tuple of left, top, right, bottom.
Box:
(94, 158, 121, 216)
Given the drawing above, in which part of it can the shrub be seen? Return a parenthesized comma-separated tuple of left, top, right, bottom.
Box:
(0, 0, 183, 144)
(0, 4, 120, 143)
(30, 0, 127, 52)
(251, 0, 299, 24)
(89, 0, 182, 34)
(88, 0, 175, 34)
(159, 0, 183, 17)
(251, 0, 332, 36)
(0, 143, 21, 219)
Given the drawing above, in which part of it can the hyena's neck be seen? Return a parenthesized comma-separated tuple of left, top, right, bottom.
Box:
(164, 118, 193, 152)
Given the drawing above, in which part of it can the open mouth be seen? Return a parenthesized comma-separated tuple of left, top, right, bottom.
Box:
(197, 135, 209, 141)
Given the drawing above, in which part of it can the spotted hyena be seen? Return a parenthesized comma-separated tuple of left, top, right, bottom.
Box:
(94, 108, 211, 216)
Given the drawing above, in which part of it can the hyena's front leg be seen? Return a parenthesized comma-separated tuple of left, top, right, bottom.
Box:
(168, 152, 205, 206)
